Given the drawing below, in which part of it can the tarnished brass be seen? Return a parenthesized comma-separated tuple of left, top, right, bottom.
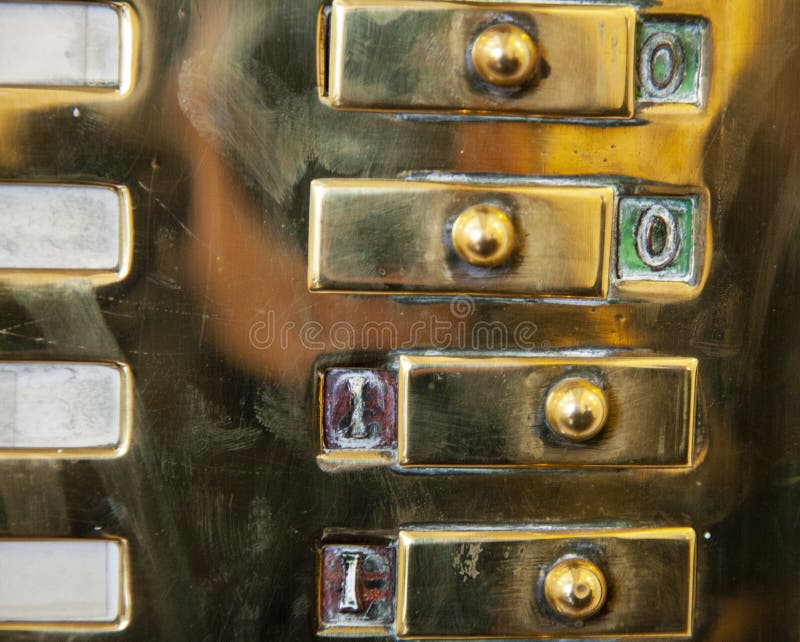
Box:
(395, 527, 695, 638)
(309, 178, 612, 298)
(543, 556, 607, 621)
(544, 377, 609, 443)
(397, 355, 698, 469)
(470, 23, 539, 90)
(451, 203, 515, 268)
(321, 0, 635, 117)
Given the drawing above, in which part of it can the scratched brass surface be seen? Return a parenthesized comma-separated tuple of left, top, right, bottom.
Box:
(322, 1, 635, 117)
(309, 179, 612, 298)
(395, 527, 695, 638)
(397, 355, 697, 469)
(0, 0, 797, 640)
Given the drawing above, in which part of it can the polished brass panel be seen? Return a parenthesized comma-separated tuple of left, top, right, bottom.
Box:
(309, 179, 612, 298)
(322, 0, 635, 118)
(0, 0, 796, 638)
(396, 527, 695, 638)
(397, 355, 697, 469)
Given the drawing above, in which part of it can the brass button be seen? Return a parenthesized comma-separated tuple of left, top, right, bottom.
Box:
(470, 23, 539, 88)
(545, 377, 608, 442)
(451, 204, 515, 267)
(544, 557, 607, 621)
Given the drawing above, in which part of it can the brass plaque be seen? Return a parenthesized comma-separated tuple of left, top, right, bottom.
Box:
(321, 0, 635, 118)
(309, 179, 612, 298)
(397, 355, 697, 469)
(396, 527, 695, 638)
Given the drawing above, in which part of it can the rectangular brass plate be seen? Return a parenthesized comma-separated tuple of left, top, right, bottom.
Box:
(0, 538, 131, 632)
(396, 527, 695, 638)
(322, 0, 635, 118)
(397, 355, 697, 468)
(309, 179, 612, 298)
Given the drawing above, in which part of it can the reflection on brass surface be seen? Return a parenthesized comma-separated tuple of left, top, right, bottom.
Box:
(0, 0, 797, 637)
(451, 203, 515, 268)
(543, 556, 607, 621)
(321, 0, 635, 117)
(470, 23, 539, 90)
(544, 377, 609, 443)
(395, 527, 695, 638)
(397, 355, 697, 469)
(309, 178, 612, 298)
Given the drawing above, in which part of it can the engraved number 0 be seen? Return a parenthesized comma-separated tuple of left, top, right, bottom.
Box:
(635, 204, 681, 270)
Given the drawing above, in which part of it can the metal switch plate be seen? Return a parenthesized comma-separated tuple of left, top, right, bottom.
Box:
(309, 178, 708, 301)
(0, 1, 137, 96)
(320, 0, 636, 118)
(0, 538, 130, 632)
(318, 355, 698, 470)
(0, 183, 133, 285)
(319, 527, 696, 639)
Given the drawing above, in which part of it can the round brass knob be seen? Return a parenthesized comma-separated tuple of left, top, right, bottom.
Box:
(544, 557, 607, 621)
(545, 378, 608, 442)
(470, 23, 539, 88)
(451, 204, 515, 267)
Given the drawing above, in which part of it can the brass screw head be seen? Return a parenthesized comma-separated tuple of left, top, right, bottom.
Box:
(544, 557, 607, 621)
(545, 378, 608, 442)
(471, 23, 539, 88)
(451, 204, 515, 268)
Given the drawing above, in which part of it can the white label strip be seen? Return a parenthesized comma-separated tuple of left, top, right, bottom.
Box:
(0, 3, 124, 88)
(0, 184, 128, 276)
(0, 540, 124, 623)
(0, 362, 128, 452)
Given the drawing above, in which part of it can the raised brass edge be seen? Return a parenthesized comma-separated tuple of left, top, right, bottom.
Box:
(316, 2, 332, 99)
(0, 182, 134, 287)
(0, 536, 132, 632)
(611, 187, 711, 302)
(0, 360, 134, 460)
(395, 527, 696, 639)
(307, 178, 614, 299)
(396, 354, 698, 469)
(0, 1, 140, 101)
(322, 1, 637, 120)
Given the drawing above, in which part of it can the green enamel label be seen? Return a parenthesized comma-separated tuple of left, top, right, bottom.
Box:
(617, 197, 695, 281)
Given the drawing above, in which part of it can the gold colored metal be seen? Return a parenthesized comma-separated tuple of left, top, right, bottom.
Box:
(451, 203, 515, 267)
(470, 23, 539, 89)
(397, 355, 698, 469)
(309, 179, 612, 298)
(321, 0, 636, 118)
(0, 537, 131, 633)
(544, 557, 607, 621)
(395, 527, 696, 638)
(545, 377, 608, 442)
